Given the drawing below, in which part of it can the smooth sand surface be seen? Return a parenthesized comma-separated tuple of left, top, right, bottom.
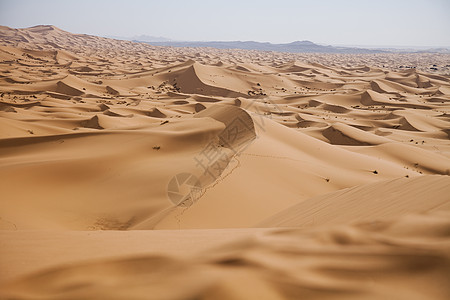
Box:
(1, 25, 450, 299)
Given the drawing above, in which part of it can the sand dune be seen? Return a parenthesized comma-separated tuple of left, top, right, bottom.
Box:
(1, 25, 450, 299)
(1, 211, 450, 299)
(260, 175, 450, 227)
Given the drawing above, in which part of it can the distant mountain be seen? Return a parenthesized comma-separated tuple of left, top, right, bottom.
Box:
(416, 48, 450, 54)
(134, 40, 387, 54)
(133, 39, 450, 54)
(108, 35, 172, 43)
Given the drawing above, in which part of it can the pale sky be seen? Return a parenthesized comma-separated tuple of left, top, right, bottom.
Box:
(1, 0, 449, 47)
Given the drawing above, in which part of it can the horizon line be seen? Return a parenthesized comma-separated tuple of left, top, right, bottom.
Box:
(3, 24, 450, 49)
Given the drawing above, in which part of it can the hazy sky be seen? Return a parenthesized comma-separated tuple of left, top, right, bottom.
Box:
(1, 0, 449, 47)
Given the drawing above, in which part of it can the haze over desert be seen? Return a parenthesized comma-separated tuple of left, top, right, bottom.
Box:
(1, 1, 450, 299)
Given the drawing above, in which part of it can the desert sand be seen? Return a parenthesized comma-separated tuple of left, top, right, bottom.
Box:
(0, 25, 450, 299)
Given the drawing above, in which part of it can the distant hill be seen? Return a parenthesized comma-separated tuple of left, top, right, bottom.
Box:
(108, 34, 172, 43)
(0, 25, 153, 52)
(134, 40, 387, 54)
